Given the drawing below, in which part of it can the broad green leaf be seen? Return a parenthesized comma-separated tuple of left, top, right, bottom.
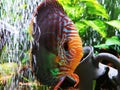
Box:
(80, 0, 109, 19)
(58, 0, 71, 6)
(75, 22, 88, 35)
(106, 20, 120, 31)
(94, 36, 120, 53)
(106, 36, 120, 46)
(94, 44, 109, 49)
(58, 0, 79, 6)
(83, 19, 107, 37)
(64, 6, 84, 21)
(58, 0, 84, 21)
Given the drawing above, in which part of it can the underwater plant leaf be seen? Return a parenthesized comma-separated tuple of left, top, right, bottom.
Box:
(58, 0, 84, 21)
(95, 36, 120, 47)
(94, 44, 109, 49)
(105, 36, 120, 46)
(80, 0, 109, 19)
(83, 19, 107, 37)
(106, 20, 120, 31)
(94, 36, 120, 53)
(75, 22, 88, 35)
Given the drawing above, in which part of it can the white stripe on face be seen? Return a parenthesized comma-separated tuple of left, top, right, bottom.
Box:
(33, 16, 37, 24)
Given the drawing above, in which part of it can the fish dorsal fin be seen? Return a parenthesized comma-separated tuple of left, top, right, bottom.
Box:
(33, 0, 65, 17)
